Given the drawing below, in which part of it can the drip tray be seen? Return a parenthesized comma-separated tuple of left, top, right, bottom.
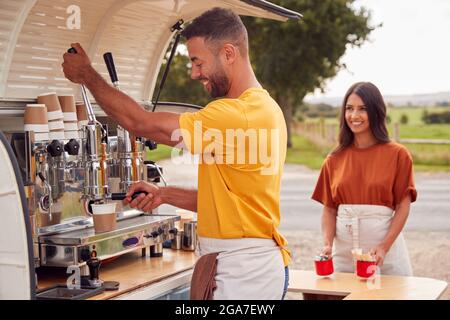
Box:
(36, 285, 104, 300)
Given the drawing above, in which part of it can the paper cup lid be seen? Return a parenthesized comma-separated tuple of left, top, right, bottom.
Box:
(91, 203, 117, 215)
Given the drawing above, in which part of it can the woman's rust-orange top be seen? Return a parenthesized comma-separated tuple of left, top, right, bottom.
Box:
(312, 142, 417, 209)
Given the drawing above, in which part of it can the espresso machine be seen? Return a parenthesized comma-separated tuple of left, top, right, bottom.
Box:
(10, 51, 178, 280)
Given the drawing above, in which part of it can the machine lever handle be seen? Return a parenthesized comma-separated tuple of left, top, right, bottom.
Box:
(110, 191, 147, 201)
(103, 52, 119, 84)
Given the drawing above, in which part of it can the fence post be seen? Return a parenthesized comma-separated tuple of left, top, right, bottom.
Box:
(393, 123, 400, 141)
(319, 118, 325, 139)
(330, 124, 337, 144)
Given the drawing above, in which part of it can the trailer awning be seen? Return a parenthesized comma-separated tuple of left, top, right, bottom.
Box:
(0, 0, 301, 102)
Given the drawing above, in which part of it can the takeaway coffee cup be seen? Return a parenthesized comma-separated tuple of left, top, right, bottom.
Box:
(91, 203, 117, 233)
(59, 95, 78, 125)
(24, 104, 48, 126)
(59, 95, 79, 139)
(58, 95, 76, 113)
(37, 92, 63, 120)
(76, 101, 89, 128)
(38, 93, 65, 140)
(24, 104, 49, 141)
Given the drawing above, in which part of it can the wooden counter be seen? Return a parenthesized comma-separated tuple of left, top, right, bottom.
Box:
(37, 249, 197, 300)
(288, 270, 448, 300)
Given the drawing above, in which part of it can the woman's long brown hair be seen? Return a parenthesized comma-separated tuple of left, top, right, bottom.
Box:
(332, 82, 390, 154)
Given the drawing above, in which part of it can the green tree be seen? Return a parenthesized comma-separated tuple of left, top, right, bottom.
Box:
(242, 0, 374, 147)
(422, 110, 429, 124)
(400, 114, 409, 125)
(154, 51, 210, 108)
(386, 115, 391, 124)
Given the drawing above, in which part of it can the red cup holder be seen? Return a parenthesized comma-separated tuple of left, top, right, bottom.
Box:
(314, 259, 334, 276)
(356, 260, 377, 278)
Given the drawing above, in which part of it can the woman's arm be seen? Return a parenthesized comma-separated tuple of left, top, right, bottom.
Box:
(321, 205, 337, 256)
(371, 194, 411, 265)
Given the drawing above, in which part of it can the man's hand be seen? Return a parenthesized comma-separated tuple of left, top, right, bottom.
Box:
(62, 43, 94, 84)
(124, 181, 163, 212)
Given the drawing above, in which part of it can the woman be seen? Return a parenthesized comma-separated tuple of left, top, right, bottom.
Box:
(312, 82, 417, 277)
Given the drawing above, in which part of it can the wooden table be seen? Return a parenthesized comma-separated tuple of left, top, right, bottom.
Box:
(37, 249, 197, 300)
(288, 270, 448, 300)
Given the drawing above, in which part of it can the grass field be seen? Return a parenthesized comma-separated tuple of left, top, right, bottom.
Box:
(403, 143, 450, 171)
(146, 144, 175, 161)
(286, 133, 450, 172)
(387, 106, 449, 125)
(393, 124, 450, 139)
(286, 134, 331, 170)
(298, 106, 450, 172)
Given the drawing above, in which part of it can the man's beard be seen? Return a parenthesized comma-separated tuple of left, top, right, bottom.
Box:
(203, 61, 230, 98)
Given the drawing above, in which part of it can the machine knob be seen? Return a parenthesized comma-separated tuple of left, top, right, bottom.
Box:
(64, 138, 80, 155)
(86, 256, 101, 282)
(80, 248, 91, 262)
(47, 140, 63, 157)
(151, 231, 159, 238)
(39, 195, 50, 211)
(145, 140, 157, 150)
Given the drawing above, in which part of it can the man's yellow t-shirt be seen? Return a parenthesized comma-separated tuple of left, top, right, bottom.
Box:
(179, 87, 290, 265)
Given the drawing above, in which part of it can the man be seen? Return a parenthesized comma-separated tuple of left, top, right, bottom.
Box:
(62, 8, 290, 299)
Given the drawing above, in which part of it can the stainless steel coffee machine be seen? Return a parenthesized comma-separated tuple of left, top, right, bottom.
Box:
(10, 51, 178, 277)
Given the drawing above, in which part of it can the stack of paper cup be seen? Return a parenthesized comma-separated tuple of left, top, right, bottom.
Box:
(37, 92, 65, 140)
(24, 104, 49, 142)
(76, 101, 89, 129)
(58, 95, 79, 139)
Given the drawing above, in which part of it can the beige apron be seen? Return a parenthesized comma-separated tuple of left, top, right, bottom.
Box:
(198, 237, 285, 300)
(333, 204, 413, 276)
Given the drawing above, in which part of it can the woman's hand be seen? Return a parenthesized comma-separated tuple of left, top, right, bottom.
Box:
(369, 245, 388, 266)
(321, 245, 333, 258)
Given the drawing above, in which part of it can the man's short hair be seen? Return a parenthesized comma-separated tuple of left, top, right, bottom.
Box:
(181, 7, 248, 55)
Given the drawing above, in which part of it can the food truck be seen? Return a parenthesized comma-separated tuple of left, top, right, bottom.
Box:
(0, 0, 301, 300)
